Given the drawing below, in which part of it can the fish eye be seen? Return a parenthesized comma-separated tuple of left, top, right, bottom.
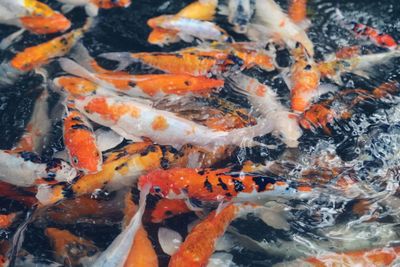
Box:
(72, 156, 79, 165)
(153, 186, 162, 193)
(304, 64, 312, 70)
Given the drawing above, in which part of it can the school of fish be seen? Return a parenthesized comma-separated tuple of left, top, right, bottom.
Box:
(0, 0, 400, 266)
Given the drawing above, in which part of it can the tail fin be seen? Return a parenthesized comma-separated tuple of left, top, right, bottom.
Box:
(58, 58, 100, 84)
(70, 42, 95, 71)
(99, 52, 134, 71)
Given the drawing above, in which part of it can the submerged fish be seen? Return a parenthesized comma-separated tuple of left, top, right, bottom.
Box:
(57, 0, 131, 16)
(139, 167, 314, 202)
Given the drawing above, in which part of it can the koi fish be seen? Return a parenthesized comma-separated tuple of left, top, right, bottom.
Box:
(74, 95, 272, 149)
(147, 16, 231, 43)
(57, 0, 131, 17)
(100, 49, 233, 76)
(139, 167, 314, 202)
(317, 49, 400, 84)
(45, 228, 98, 266)
(274, 246, 400, 267)
(334, 9, 397, 50)
(63, 100, 102, 174)
(226, 0, 256, 33)
(36, 143, 175, 205)
(151, 199, 191, 223)
(147, 0, 218, 46)
(0, 19, 91, 83)
(249, 0, 314, 56)
(59, 58, 225, 98)
(169, 202, 288, 267)
(228, 73, 302, 147)
(230, 42, 276, 71)
(288, 0, 308, 25)
(53, 76, 98, 96)
(0, 150, 76, 187)
(0, 0, 71, 35)
(289, 45, 321, 113)
(123, 192, 158, 267)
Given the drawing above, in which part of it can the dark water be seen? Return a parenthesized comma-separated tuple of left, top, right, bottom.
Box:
(0, 0, 400, 266)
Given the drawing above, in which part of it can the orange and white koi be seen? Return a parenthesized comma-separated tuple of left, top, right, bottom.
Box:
(148, 16, 231, 43)
(74, 95, 271, 148)
(63, 100, 102, 174)
(0, 19, 91, 82)
(0, 0, 71, 35)
(45, 227, 98, 266)
(100, 48, 232, 76)
(335, 9, 397, 50)
(36, 143, 175, 205)
(289, 45, 321, 113)
(147, 0, 218, 46)
(139, 167, 314, 202)
(57, 0, 131, 17)
(151, 199, 191, 223)
(59, 58, 225, 98)
(0, 150, 76, 187)
(250, 0, 314, 56)
(123, 192, 158, 267)
(274, 246, 400, 267)
(228, 73, 302, 147)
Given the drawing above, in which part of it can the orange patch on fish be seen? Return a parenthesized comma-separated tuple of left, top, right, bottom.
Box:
(85, 97, 141, 122)
(151, 199, 190, 223)
(0, 213, 16, 228)
(288, 0, 307, 24)
(56, 76, 98, 96)
(151, 116, 169, 131)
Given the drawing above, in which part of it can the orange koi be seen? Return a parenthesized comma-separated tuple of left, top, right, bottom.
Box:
(63, 100, 102, 174)
(0, 213, 17, 229)
(290, 45, 321, 113)
(231, 43, 276, 71)
(151, 199, 191, 223)
(8, 19, 91, 73)
(288, 0, 307, 24)
(59, 58, 224, 98)
(139, 167, 314, 202)
(169, 204, 238, 267)
(19, 13, 71, 34)
(101, 49, 232, 76)
(123, 192, 158, 267)
(36, 143, 176, 205)
(276, 246, 400, 267)
(45, 227, 98, 266)
(54, 76, 98, 96)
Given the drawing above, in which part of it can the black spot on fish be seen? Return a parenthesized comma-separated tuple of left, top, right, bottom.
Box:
(140, 145, 158, 156)
(115, 162, 128, 171)
(160, 158, 169, 169)
(304, 64, 312, 70)
(217, 178, 228, 190)
(71, 124, 92, 131)
(225, 192, 232, 197)
(197, 170, 205, 175)
(175, 54, 183, 59)
(184, 80, 192, 86)
(20, 152, 41, 163)
(62, 185, 75, 198)
(114, 150, 128, 160)
(252, 176, 276, 192)
(233, 179, 244, 192)
(71, 116, 84, 122)
(204, 179, 213, 192)
(128, 81, 137, 87)
(60, 37, 68, 46)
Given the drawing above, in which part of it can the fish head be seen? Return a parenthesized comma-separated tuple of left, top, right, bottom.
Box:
(147, 15, 172, 28)
(45, 159, 77, 183)
(139, 169, 172, 197)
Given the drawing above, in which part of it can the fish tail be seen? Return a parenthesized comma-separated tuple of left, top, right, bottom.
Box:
(58, 58, 99, 84)
(99, 52, 134, 71)
(0, 62, 21, 85)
